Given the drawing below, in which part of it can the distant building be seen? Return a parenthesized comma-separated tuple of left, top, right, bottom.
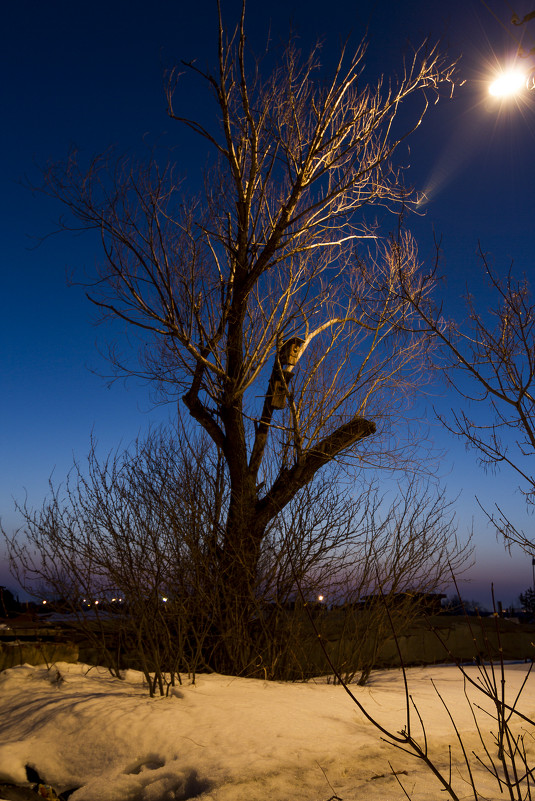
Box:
(357, 592, 446, 615)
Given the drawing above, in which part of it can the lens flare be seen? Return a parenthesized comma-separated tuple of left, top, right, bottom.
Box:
(489, 69, 526, 97)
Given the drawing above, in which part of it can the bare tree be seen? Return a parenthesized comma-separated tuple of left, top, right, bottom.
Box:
(399, 245, 535, 554)
(38, 6, 456, 669)
(5, 426, 469, 684)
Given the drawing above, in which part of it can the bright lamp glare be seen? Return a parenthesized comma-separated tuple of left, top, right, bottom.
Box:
(489, 69, 526, 97)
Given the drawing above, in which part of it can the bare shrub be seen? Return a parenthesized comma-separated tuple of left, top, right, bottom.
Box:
(5, 427, 469, 689)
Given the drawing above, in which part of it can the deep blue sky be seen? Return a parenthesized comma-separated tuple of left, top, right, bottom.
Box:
(2, 0, 535, 607)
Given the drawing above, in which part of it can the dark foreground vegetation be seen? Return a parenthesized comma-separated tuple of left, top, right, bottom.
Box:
(2, 594, 533, 691)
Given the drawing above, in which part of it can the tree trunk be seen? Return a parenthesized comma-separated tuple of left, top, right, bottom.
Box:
(217, 485, 265, 673)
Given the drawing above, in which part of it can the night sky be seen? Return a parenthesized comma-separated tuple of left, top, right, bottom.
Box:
(2, 0, 535, 606)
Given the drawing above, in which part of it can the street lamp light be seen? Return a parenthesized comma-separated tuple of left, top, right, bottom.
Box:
(489, 67, 527, 96)
(489, 64, 535, 97)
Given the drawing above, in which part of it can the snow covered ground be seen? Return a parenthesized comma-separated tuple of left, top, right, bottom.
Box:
(0, 661, 533, 801)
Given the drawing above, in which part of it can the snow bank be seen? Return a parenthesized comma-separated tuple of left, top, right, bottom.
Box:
(0, 661, 533, 800)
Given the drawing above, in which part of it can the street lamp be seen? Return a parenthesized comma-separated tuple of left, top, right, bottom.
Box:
(489, 64, 535, 97)
(489, 68, 526, 96)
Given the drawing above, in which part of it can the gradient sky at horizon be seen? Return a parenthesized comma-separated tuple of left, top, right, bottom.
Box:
(2, 0, 535, 608)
